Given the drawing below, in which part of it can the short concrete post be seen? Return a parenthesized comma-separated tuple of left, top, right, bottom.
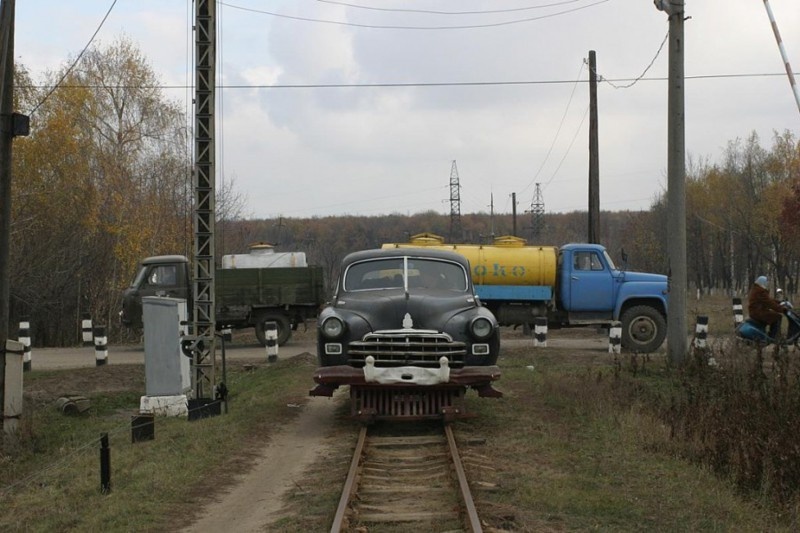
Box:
(82, 313, 94, 346)
(265, 321, 278, 363)
(732, 298, 743, 329)
(3, 339, 24, 435)
(693, 315, 709, 350)
(608, 321, 622, 354)
(533, 317, 547, 347)
(18, 318, 31, 372)
(94, 325, 108, 366)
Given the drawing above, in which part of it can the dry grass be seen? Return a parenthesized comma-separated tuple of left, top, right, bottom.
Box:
(3, 294, 797, 531)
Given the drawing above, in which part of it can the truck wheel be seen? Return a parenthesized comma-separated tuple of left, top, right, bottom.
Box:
(254, 314, 292, 346)
(620, 306, 666, 353)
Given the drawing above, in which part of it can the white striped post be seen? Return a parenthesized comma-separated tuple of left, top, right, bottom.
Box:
(732, 298, 743, 329)
(608, 321, 622, 354)
(82, 313, 94, 346)
(19, 318, 31, 372)
(533, 317, 547, 347)
(94, 325, 108, 366)
(693, 315, 709, 351)
(265, 321, 278, 363)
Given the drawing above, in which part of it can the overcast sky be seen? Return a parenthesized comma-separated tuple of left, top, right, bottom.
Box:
(14, 0, 800, 219)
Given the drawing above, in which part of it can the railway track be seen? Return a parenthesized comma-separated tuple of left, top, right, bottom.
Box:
(330, 422, 483, 532)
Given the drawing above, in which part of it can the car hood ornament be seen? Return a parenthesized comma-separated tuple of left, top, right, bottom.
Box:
(402, 312, 413, 329)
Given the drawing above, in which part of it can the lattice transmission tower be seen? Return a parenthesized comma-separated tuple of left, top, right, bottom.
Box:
(449, 160, 462, 242)
(529, 183, 545, 241)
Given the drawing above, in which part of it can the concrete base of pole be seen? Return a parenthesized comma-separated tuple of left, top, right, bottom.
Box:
(139, 395, 188, 417)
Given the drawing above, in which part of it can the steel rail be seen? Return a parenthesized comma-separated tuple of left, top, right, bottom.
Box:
(445, 424, 483, 533)
(330, 425, 367, 533)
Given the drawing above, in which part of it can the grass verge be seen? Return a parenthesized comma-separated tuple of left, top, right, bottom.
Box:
(0, 354, 317, 532)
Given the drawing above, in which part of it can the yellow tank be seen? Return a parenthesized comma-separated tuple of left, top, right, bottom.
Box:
(382, 233, 558, 287)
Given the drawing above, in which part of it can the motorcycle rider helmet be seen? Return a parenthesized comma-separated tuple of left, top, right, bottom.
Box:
(755, 275, 768, 288)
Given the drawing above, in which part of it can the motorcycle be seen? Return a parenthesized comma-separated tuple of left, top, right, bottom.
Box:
(736, 296, 800, 347)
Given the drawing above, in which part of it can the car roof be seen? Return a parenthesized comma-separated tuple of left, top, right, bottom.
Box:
(341, 248, 470, 268)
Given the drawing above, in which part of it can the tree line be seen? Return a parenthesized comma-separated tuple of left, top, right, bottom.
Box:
(7, 39, 799, 346)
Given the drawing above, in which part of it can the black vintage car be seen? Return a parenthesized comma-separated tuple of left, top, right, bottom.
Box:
(310, 248, 501, 420)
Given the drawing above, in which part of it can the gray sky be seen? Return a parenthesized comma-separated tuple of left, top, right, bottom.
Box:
(15, 0, 800, 219)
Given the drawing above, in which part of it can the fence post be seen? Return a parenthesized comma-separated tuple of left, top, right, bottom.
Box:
(265, 321, 278, 363)
(100, 433, 111, 493)
(533, 317, 547, 347)
(94, 325, 108, 366)
(18, 317, 31, 372)
(608, 321, 622, 354)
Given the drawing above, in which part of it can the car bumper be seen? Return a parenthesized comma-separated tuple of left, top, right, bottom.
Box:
(309, 363, 502, 398)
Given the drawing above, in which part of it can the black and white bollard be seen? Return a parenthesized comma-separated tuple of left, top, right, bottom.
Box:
(265, 321, 278, 363)
(82, 313, 94, 346)
(94, 325, 108, 366)
(693, 315, 709, 350)
(533, 317, 547, 347)
(608, 321, 622, 354)
(732, 298, 743, 329)
(19, 318, 31, 372)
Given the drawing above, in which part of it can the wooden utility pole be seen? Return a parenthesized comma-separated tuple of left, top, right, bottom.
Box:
(0, 0, 16, 422)
(511, 192, 517, 237)
(662, 0, 688, 365)
(588, 50, 600, 244)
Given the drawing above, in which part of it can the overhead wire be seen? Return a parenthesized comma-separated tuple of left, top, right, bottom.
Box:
(591, 30, 669, 89)
(314, 0, 590, 15)
(542, 104, 590, 190)
(518, 60, 585, 198)
(219, 0, 612, 30)
(25, 0, 118, 117)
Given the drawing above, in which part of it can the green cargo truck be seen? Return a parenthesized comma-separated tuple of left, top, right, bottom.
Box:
(120, 252, 324, 346)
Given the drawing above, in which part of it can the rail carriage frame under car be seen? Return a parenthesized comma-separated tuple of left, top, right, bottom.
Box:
(309, 248, 502, 422)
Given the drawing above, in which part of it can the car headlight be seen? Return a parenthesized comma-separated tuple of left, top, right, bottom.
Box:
(321, 316, 345, 339)
(469, 317, 494, 340)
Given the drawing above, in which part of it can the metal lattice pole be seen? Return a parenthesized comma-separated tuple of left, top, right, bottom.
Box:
(192, 0, 216, 399)
(449, 161, 462, 242)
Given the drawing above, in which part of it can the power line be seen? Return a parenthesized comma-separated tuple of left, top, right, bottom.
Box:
(315, 0, 590, 16)
(591, 31, 669, 89)
(519, 60, 585, 198)
(26, 0, 118, 116)
(16, 71, 788, 93)
(543, 105, 590, 189)
(219, 0, 612, 30)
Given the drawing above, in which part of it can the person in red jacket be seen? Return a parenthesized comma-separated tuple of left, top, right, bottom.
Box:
(748, 275, 785, 339)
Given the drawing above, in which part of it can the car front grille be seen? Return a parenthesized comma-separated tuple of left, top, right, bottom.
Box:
(348, 330, 466, 368)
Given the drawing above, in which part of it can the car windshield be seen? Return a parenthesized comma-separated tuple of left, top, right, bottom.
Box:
(344, 257, 468, 292)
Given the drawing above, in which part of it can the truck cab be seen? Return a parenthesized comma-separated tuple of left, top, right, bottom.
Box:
(120, 256, 190, 328)
(557, 244, 668, 352)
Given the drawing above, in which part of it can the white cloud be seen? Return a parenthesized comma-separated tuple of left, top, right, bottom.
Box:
(14, 0, 800, 220)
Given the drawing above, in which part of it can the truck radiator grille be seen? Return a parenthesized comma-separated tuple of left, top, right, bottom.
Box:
(351, 386, 465, 420)
(348, 331, 466, 368)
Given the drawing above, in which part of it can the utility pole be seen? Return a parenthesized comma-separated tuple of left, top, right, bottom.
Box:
(189, 0, 217, 400)
(511, 192, 517, 237)
(656, 0, 688, 365)
(0, 0, 16, 427)
(588, 50, 600, 244)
